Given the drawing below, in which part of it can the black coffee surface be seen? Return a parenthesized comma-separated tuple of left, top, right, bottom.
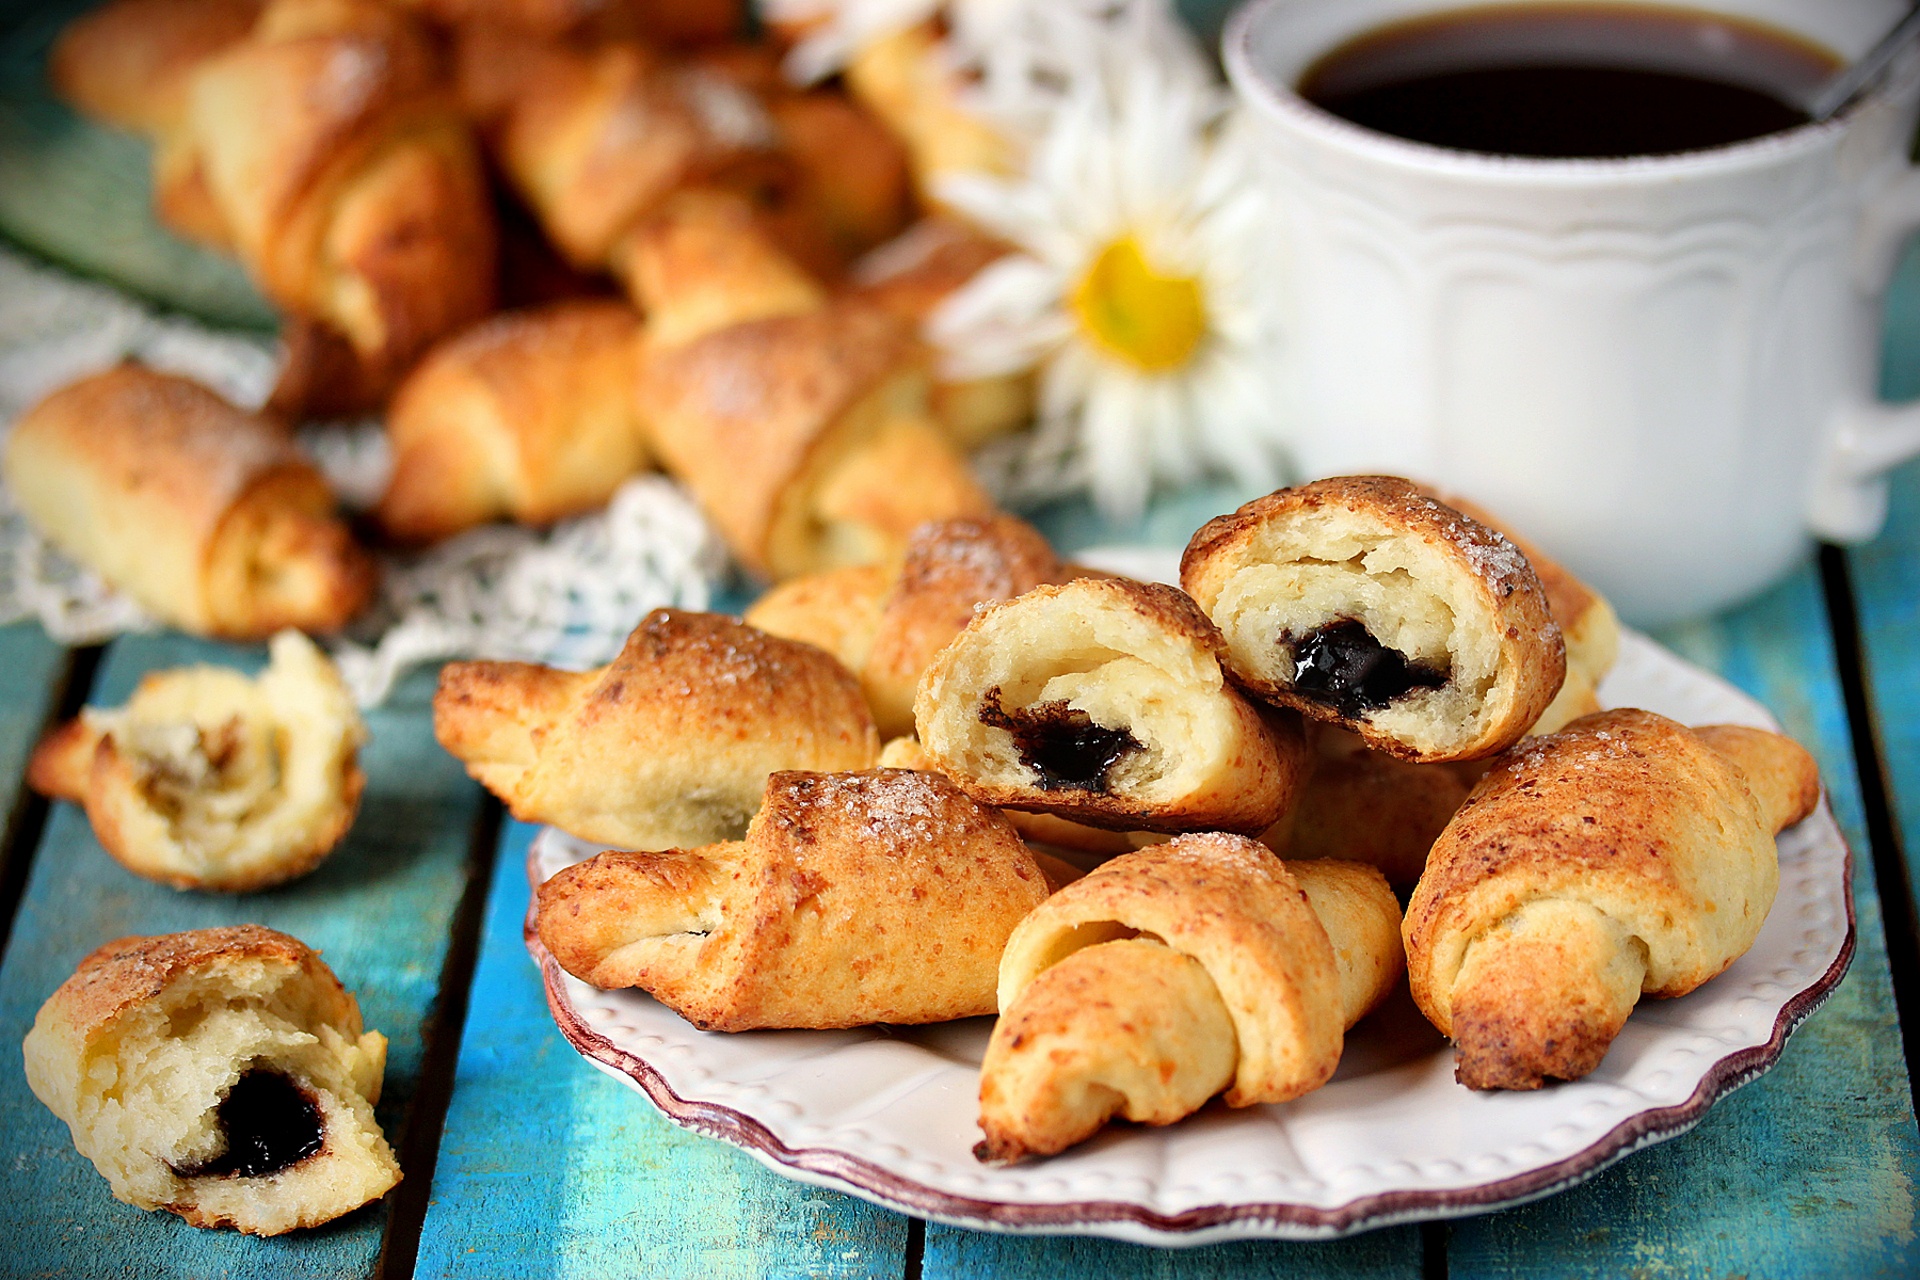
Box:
(1290, 620, 1448, 717)
(1299, 4, 1838, 158)
(980, 689, 1142, 792)
(176, 1069, 325, 1180)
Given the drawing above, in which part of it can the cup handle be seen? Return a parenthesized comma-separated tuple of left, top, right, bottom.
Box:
(1811, 168, 1920, 540)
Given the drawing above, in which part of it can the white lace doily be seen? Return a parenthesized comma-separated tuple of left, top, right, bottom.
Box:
(0, 246, 728, 705)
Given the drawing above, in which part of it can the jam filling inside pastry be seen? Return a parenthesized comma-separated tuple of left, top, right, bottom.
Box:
(1287, 619, 1449, 718)
(977, 688, 1143, 793)
(169, 1069, 324, 1180)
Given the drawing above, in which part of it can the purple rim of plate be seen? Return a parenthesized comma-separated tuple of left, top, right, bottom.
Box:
(525, 825, 1856, 1236)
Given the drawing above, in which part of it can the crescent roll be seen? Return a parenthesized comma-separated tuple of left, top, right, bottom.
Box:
(4, 366, 375, 638)
(629, 194, 993, 580)
(913, 577, 1308, 835)
(27, 632, 365, 893)
(188, 0, 497, 406)
(748, 514, 1067, 738)
(536, 768, 1059, 1029)
(1181, 476, 1566, 763)
(978, 836, 1402, 1161)
(23, 926, 398, 1235)
(434, 609, 880, 849)
(1262, 727, 1473, 888)
(376, 300, 648, 541)
(1404, 708, 1820, 1090)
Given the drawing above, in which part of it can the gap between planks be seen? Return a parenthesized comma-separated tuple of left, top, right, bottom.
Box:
(376, 793, 507, 1280)
(0, 642, 98, 968)
(1819, 545, 1920, 1122)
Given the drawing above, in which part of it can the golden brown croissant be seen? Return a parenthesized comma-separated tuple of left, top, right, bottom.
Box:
(23, 926, 397, 1235)
(852, 216, 1036, 448)
(627, 194, 994, 579)
(1182, 477, 1567, 763)
(4, 366, 375, 638)
(840, 21, 1015, 196)
(28, 632, 365, 893)
(978, 836, 1402, 1161)
(765, 90, 911, 264)
(376, 299, 648, 540)
(914, 577, 1310, 835)
(536, 768, 1060, 1029)
(187, 0, 497, 408)
(1262, 726, 1473, 888)
(747, 514, 1068, 738)
(435, 608, 880, 848)
(1404, 708, 1820, 1090)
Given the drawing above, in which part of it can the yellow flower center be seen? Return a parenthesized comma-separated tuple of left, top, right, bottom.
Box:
(1070, 236, 1208, 372)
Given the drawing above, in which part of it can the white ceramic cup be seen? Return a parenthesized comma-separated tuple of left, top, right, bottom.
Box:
(1226, 0, 1920, 624)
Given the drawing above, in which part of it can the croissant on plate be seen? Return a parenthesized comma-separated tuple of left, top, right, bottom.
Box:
(376, 299, 648, 540)
(187, 0, 498, 410)
(627, 192, 993, 580)
(434, 608, 880, 849)
(1404, 708, 1821, 1090)
(3, 366, 375, 638)
(536, 768, 1064, 1030)
(914, 577, 1309, 835)
(1182, 476, 1566, 762)
(978, 835, 1402, 1161)
(747, 513, 1068, 738)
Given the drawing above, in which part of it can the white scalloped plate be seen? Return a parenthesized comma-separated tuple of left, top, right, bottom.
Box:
(526, 629, 1854, 1244)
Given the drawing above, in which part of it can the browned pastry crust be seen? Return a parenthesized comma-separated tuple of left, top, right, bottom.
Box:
(978, 836, 1402, 1160)
(1262, 726, 1472, 888)
(768, 91, 911, 262)
(377, 299, 648, 541)
(914, 577, 1309, 835)
(23, 926, 398, 1235)
(50, 0, 263, 136)
(189, 0, 497, 407)
(1404, 708, 1820, 1090)
(435, 609, 880, 849)
(1181, 476, 1566, 763)
(28, 632, 365, 893)
(536, 768, 1055, 1029)
(841, 21, 1014, 194)
(3, 366, 375, 638)
(748, 514, 1069, 738)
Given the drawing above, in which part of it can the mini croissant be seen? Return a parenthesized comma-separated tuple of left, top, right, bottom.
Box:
(914, 577, 1308, 835)
(628, 192, 993, 580)
(978, 836, 1402, 1161)
(434, 609, 879, 850)
(4, 366, 375, 638)
(1404, 708, 1821, 1090)
(377, 299, 649, 541)
(748, 514, 1068, 738)
(536, 768, 1059, 1030)
(1262, 727, 1473, 888)
(1181, 476, 1566, 762)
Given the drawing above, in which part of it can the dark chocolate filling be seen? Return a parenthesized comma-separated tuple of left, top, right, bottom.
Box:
(172, 1069, 325, 1180)
(979, 688, 1142, 792)
(1288, 619, 1448, 717)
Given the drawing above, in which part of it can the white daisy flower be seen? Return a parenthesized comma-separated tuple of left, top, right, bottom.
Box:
(931, 62, 1290, 520)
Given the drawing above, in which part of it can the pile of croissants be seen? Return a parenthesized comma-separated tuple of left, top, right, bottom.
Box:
(430, 475, 1818, 1162)
(12, 0, 1028, 638)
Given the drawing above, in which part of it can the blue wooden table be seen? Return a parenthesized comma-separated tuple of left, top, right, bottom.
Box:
(4, 4, 1920, 1276)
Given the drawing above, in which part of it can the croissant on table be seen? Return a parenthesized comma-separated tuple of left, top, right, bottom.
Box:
(3, 366, 375, 638)
(1404, 708, 1821, 1089)
(626, 191, 993, 580)
(978, 835, 1402, 1161)
(376, 299, 649, 540)
(536, 768, 1066, 1030)
(186, 0, 498, 412)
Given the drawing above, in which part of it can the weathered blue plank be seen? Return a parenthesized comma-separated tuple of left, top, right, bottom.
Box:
(0, 623, 69, 839)
(415, 820, 912, 1280)
(1446, 564, 1920, 1277)
(921, 1223, 1423, 1277)
(0, 632, 485, 1279)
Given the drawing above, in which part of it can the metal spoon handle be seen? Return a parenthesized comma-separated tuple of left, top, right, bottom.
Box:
(1808, 4, 1920, 121)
